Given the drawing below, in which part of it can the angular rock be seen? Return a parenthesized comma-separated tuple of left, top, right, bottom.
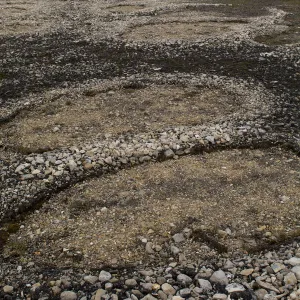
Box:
(291, 265, 300, 280)
(198, 279, 212, 292)
(172, 233, 185, 243)
(284, 272, 297, 285)
(177, 274, 193, 285)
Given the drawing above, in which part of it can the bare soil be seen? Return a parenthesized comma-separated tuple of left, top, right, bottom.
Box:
(123, 21, 246, 42)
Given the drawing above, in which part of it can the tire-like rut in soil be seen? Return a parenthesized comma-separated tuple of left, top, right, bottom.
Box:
(0, 0, 300, 299)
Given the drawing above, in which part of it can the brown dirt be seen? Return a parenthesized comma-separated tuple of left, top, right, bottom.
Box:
(3, 147, 300, 268)
(104, 5, 145, 13)
(0, 85, 240, 153)
(123, 21, 246, 41)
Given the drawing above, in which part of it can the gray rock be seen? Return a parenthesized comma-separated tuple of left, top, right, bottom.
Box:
(140, 282, 153, 292)
(255, 289, 268, 300)
(287, 257, 300, 266)
(291, 265, 300, 280)
(172, 233, 185, 243)
(99, 270, 112, 282)
(170, 245, 180, 255)
(125, 279, 138, 287)
(206, 136, 215, 144)
(179, 288, 191, 297)
(145, 242, 155, 254)
(210, 270, 229, 285)
(164, 149, 175, 158)
(177, 274, 193, 285)
(60, 291, 77, 300)
(223, 260, 234, 269)
(198, 279, 212, 292)
(157, 277, 166, 285)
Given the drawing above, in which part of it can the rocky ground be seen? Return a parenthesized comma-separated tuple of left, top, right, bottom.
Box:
(0, 0, 300, 299)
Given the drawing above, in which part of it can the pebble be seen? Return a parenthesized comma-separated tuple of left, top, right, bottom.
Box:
(83, 275, 98, 284)
(3, 285, 14, 294)
(98, 271, 112, 282)
(225, 283, 245, 293)
(125, 279, 138, 287)
(172, 233, 185, 243)
(177, 274, 193, 285)
(60, 291, 77, 300)
(198, 279, 212, 291)
(292, 265, 300, 279)
(161, 283, 176, 295)
(212, 293, 227, 299)
(210, 270, 229, 285)
(240, 268, 254, 276)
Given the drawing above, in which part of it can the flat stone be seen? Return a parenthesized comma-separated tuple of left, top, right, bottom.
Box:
(210, 270, 229, 285)
(240, 268, 254, 276)
(225, 283, 245, 293)
(212, 293, 227, 300)
(271, 263, 285, 273)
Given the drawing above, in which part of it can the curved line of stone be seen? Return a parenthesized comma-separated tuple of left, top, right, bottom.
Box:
(95, 6, 287, 43)
(0, 117, 284, 224)
(0, 72, 285, 223)
(0, 72, 276, 124)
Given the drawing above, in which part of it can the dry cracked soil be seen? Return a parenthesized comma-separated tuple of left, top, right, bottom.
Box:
(0, 0, 300, 299)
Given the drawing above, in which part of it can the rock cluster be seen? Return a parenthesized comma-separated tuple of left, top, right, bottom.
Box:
(2, 238, 300, 299)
